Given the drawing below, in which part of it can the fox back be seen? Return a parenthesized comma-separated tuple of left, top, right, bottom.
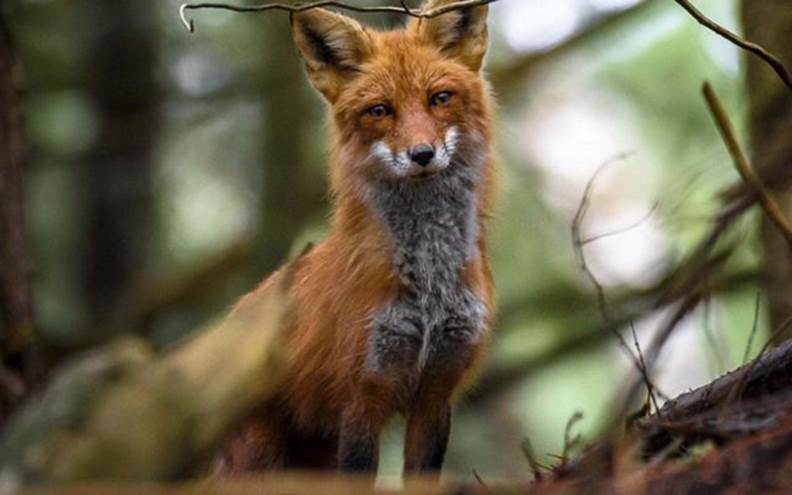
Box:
(218, 0, 497, 477)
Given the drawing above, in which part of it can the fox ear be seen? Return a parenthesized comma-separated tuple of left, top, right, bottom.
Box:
(413, 0, 489, 72)
(290, 9, 373, 101)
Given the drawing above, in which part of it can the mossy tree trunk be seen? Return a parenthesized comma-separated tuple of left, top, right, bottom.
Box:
(0, 1, 41, 422)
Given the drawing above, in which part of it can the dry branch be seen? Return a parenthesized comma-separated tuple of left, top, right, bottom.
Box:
(674, 0, 792, 90)
(571, 157, 621, 321)
(571, 155, 667, 419)
(743, 291, 762, 363)
(179, 0, 499, 33)
(702, 82, 792, 252)
(605, 291, 704, 434)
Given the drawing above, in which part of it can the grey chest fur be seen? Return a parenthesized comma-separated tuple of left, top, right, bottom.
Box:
(365, 166, 488, 379)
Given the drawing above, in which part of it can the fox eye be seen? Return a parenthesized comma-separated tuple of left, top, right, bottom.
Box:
(367, 104, 392, 118)
(430, 91, 453, 107)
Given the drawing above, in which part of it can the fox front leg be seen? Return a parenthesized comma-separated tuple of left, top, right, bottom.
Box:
(337, 407, 383, 473)
(403, 402, 452, 474)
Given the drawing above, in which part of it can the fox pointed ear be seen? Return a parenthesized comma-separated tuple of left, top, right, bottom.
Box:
(290, 9, 373, 101)
(413, 0, 489, 72)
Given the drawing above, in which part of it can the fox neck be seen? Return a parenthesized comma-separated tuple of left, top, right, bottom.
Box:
(376, 166, 482, 291)
(335, 151, 487, 292)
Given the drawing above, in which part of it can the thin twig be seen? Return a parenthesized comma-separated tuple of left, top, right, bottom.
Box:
(610, 293, 703, 432)
(644, 294, 704, 381)
(646, 436, 685, 468)
(631, 322, 661, 416)
(743, 291, 761, 363)
(521, 438, 547, 482)
(728, 314, 792, 404)
(572, 156, 676, 435)
(674, 0, 792, 90)
(472, 469, 487, 486)
(626, 400, 651, 429)
(572, 154, 667, 421)
(581, 203, 659, 246)
(398, 0, 417, 16)
(571, 153, 630, 321)
(179, 0, 498, 33)
(702, 82, 792, 252)
(561, 411, 584, 465)
(701, 296, 725, 375)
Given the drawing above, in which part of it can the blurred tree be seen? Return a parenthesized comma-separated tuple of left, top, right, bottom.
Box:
(741, 1, 792, 341)
(80, 0, 162, 337)
(255, 19, 322, 277)
(0, 1, 41, 421)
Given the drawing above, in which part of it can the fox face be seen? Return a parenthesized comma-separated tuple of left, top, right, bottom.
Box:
(290, 0, 490, 184)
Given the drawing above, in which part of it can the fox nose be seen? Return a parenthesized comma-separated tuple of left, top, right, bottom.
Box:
(410, 145, 435, 167)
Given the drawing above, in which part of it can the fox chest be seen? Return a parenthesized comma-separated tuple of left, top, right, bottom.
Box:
(364, 174, 488, 378)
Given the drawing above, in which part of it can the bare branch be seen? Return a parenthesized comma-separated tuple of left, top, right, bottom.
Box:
(702, 82, 792, 252)
(631, 322, 661, 415)
(702, 296, 726, 375)
(561, 411, 584, 465)
(581, 203, 659, 246)
(520, 437, 547, 482)
(570, 154, 671, 427)
(472, 469, 487, 486)
(179, 0, 499, 33)
(605, 291, 704, 434)
(728, 314, 792, 404)
(674, 0, 792, 90)
(571, 153, 631, 321)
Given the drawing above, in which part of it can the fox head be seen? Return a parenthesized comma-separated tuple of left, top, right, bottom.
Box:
(290, 0, 492, 187)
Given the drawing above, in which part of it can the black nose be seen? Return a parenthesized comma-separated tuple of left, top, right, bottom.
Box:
(410, 145, 435, 167)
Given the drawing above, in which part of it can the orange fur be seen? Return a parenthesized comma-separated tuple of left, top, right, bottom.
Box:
(217, 0, 497, 475)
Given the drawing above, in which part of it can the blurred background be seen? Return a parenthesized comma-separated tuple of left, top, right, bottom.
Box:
(4, 0, 771, 484)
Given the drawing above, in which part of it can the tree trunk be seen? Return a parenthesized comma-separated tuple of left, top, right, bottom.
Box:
(255, 21, 322, 277)
(0, 1, 41, 421)
(81, 0, 162, 334)
(741, 2, 792, 341)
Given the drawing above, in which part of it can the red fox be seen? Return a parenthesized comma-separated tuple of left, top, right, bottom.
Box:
(218, 0, 496, 476)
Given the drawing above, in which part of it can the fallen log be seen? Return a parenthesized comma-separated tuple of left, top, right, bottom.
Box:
(0, 259, 295, 485)
(638, 338, 792, 456)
